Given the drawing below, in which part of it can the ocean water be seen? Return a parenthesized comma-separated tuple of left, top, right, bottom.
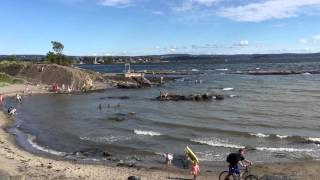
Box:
(5, 61, 320, 168)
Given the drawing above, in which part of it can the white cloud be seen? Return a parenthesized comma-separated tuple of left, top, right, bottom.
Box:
(219, 0, 320, 22)
(313, 35, 320, 40)
(238, 40, 249, 46)
(299, 35, 320, 44)
(152, 11, 164, 16)
(300, 38, 308, 44)
(99, 0, 131, 7)
(175, 0, 220, 11)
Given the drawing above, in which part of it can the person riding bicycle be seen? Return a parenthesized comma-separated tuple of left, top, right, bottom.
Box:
(226, 148, 252, 176)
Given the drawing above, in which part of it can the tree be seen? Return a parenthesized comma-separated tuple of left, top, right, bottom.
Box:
(46, 41, 72, 66)
(51, 41, 64, 54)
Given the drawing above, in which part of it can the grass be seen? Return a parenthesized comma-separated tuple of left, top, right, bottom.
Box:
(0, 73, 24, 86)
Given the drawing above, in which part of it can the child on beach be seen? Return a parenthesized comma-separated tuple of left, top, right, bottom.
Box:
(0, 94, 3, 104)
(191, 161, 200, 180)
(165, 152, 173, 169)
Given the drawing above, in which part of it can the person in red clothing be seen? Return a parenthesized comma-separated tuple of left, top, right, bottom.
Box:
(191, 161, 200, 180)
(0, 94, 3, 104)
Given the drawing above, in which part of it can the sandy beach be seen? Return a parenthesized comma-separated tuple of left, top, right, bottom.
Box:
(0, 84, 319, 180)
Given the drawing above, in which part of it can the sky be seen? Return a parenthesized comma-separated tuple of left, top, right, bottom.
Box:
(0, 0, 320, 55)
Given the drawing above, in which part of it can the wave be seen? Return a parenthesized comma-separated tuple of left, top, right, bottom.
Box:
(192, 137, 314, 153)
(222, 87, 234, 91)
(192, 137, 245, 149)
(216, 68, 229, 71)
(306, 137, 320, 144)
(276, 135, 288, 139)
(134, 130, 162, 136)
(80, 136, 130, 143)
(27, 135, 66, 156)
(256, 147, 313, 152)
(301, 72, 311, 75)
(249, 133, 270, 138)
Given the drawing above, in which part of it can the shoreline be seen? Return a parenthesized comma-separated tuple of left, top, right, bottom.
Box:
(1, 110, 209, 179)
(0, 83, 216, 180)
(0, 84, 319, 179)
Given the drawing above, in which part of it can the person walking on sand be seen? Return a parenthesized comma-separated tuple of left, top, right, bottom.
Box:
(191, 161, 200, 180)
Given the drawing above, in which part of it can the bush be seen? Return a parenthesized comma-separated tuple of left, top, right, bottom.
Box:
(46, 52, 72, 66)
(0, 73, 24, 85)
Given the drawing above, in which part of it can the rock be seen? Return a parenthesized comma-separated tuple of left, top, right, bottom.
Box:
(157, 93, 221, 101)
(102, 151, 112, 157)
(108, 96, 130, 100)
(117, 160, 136, 168)
(108, 117, 126, 122)
(215, 95, 224, 100)
(117, 82, 140, 89)
(128, 176, 141, 180)
(128, 112, 136, 116)
(82, 75, 93, 91)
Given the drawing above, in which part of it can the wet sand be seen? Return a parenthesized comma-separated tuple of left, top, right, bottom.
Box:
(0, 84, 319, 180)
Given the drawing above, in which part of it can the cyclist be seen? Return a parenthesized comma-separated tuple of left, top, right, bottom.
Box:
(226, 148, 252, 176)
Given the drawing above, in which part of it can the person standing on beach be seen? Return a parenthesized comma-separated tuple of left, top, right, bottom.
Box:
(165, 152, 173, 169)
(0, 94, 3, 104)
(191, 161, 200, 180)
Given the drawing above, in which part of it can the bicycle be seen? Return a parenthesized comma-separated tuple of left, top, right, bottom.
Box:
(219, 165, 259, 180)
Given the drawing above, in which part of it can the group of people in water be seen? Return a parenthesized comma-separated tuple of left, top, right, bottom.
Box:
(2, 90, 29, 116)
(164, 148, 252, 180)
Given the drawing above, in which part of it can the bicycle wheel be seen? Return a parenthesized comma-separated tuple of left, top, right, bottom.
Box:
(219, 171, 237, 180)
(244, 175, 259, 180)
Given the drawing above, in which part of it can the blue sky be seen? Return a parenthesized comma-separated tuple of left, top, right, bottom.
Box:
(1, 0, 320, 55)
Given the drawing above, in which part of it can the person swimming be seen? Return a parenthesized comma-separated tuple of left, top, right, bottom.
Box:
(16, 94, 22, 103)
(8, 106, 16, 115)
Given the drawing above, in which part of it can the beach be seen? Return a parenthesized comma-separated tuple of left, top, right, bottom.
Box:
(0, 84, 319, 180)
(0, 83, 216, 180)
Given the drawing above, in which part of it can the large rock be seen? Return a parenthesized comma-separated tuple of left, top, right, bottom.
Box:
(157, 93, 224, 101)
(0, 63, 99, 91)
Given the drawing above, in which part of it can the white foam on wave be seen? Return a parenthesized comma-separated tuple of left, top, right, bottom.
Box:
(250, 133, 270, 138)
(306, 137, 320, 143)
(134, 130, 162, 136)
(216, 68, 229, 71)
(27, 135, 66, 156)
(276, 135, 288, 139)
(192, 137, 245, 149)
(222, 87, 234, 91)
(256, 147, 313, 152)
(80, 136, 130, 143)
(302, 72, 311, 75)
(191, 69, 199, 72)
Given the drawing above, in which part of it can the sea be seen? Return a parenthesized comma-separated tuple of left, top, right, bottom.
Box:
(4, 60, 320, 169)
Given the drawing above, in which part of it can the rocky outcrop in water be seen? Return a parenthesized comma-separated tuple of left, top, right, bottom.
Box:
(116, 77, 153, 89)
(0, 63, 109, 91)
(156, 93, 224, 101)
